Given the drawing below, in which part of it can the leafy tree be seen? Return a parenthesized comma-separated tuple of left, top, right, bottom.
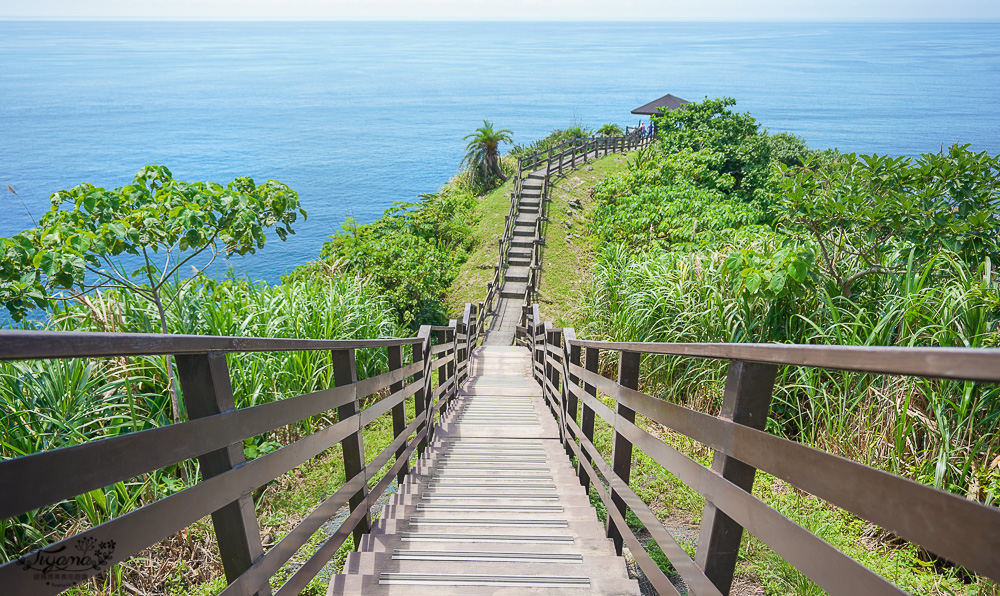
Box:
(596, 123, 624, 137)
(0, 164, 306, 421)
(462, 120, 513, 189)
(766, 131, 841, 169)
(651, 97, 776, 203)
(780, 145, 1000, 296)
(766, 132, 812, 167)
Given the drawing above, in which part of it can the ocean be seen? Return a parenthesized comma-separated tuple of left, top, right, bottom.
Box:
(2, 21, 999, 283)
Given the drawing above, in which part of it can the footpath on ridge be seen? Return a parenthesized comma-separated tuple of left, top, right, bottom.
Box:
(328, 134, 652, 595)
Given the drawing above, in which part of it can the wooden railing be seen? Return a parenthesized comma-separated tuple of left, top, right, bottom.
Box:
(0, 305, 484, 596)
(517, 305, 1000, 595)
(516, 132, 656, 174)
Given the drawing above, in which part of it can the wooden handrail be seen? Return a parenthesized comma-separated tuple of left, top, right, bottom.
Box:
(0, 329, 423, 361)
(0, 318, 474, 595)
(516, 308, 1000, 595)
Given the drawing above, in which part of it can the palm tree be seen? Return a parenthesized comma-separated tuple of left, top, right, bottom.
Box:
(463, 120, 513, 187)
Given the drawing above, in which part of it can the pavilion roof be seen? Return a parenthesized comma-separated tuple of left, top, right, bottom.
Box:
(631, 94, 690, 115)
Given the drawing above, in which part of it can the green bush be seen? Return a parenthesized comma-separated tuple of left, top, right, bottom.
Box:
(590, 147, 770, 251)
(652, 97, 777, 204)
(300, 177, 480, 327)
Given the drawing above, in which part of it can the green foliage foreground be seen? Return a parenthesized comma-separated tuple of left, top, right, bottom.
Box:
(1, 275, 396, 568)
(0, 165, 306, 325)
(582, 97, 1000, 592)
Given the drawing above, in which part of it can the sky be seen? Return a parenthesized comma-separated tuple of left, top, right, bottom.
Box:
(1, 0, 998, 20)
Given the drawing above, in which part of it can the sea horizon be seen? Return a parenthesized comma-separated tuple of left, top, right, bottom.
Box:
(2, 20, 998, 284)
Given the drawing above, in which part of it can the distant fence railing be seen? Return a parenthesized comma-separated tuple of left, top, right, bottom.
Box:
(517, 304, 1000, 595)
(516, 131, 656, 174)
(0, 304, 484, 595)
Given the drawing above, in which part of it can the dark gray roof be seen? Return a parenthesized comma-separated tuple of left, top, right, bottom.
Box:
(631, 94, 690, 115)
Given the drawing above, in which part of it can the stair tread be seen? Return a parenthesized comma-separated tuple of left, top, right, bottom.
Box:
(329, 340, 639, 596)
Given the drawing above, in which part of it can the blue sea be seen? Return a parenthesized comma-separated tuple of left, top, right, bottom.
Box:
(2, 21, 999, 282)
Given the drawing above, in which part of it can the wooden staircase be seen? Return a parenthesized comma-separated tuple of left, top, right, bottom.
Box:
(327, 346, 641, 595)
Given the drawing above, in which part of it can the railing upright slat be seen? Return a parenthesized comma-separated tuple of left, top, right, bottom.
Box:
(695, 360, 779, 593)
(176, 352, 271, 596)
(414, 326, 432, 455)
(331, 347, 370, 549)
(562, 328, 580, 462)
(387, 345, 409, 485)
(578, 346, 599, 494)
(606, 350, 640, 556)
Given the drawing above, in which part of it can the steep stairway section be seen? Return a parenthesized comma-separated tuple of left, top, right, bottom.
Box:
(327, 347, 640, 595)
(486, 170, 546, 345)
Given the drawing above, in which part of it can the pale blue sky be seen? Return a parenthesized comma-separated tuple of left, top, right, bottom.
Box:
(1, 0, 998, 20)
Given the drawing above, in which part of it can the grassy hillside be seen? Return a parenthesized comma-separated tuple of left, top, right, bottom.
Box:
(534, 154, 628, 326)
(444, 177, 515, 315)
(446, 153, 630, 325)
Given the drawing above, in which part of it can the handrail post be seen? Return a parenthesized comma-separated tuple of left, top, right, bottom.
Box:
(414, 325, 432, 455)
(607, 350, 640, 556)
(447, 320, 457, 402)
(434, 328, 448, 425)
(176, 353, 271, 596)
(388, 345, 409, 485)
(467, 303, 477, 373)
(695, 360, 778, 594)
(562, 329, 580, 460)
(331, 348, 370, 549)
(578, 346, 598, 493)
(551, 330, 563, 437)
(547, 328, 565, 444)
(532, 306, 543, 383)
(543, 323, 557, 415)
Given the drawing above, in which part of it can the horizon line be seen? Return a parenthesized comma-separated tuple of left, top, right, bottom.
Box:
(3, 17, 999, 22)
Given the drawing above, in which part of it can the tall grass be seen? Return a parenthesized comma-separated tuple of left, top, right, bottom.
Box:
(579, 243, 1000, 505)
(1, 274, 398, 563)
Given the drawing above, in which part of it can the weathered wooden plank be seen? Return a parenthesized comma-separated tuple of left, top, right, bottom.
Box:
(0, 330, 421, 361)
(569, 339, 1000, 383)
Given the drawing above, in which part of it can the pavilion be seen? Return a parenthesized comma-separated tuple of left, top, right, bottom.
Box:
(631, 93, 690, 116)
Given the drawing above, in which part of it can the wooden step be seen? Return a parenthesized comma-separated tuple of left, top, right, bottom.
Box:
(328, 348, 639, 596)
